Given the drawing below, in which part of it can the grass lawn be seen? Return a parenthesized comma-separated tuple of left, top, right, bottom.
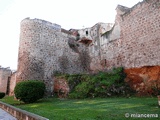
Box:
(0, 96, 160, 120)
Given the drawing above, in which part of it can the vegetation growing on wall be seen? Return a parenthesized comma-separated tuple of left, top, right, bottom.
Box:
(55, 67, 134, 99)
(151, 79, 160, 96)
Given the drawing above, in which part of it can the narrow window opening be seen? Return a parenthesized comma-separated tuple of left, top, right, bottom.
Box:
(86, 31, 88, 36)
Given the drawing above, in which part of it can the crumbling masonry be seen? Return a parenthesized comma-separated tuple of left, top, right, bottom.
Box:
(0, 0, 160, 96)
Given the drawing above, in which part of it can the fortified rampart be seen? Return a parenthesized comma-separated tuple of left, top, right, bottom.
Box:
(77, 23, 114, 71)
(1, 0, 159, 96)
(0, 67, 17, 95)
(0, 67, 12, 93)
(80, 0, 160, 71)
(101, 0, 160, 69)
(16, 18, 91, 95)
(9, 71, 16, 96)
(16, 0, 160, 96)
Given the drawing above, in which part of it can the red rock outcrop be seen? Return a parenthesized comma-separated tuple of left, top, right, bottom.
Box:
(125, 66, 160, 96)
(53, 77, 69, 98)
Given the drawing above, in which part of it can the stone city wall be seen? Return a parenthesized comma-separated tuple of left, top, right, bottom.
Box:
(0, 68, 12, 93)
(8, 72, 16, 96)
(77, 23, 114, 71)
(92, 0, 160, 70)
(16, 18, 90, 95)
(15, 0, 160, 96)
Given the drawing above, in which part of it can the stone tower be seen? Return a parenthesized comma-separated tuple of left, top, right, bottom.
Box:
(16, 18, 89, 95)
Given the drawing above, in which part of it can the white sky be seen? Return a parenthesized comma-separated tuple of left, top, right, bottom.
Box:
(0, 0, 142, 70)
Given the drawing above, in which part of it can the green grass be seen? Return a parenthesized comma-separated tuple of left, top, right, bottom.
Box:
(0, 96, 160, 120)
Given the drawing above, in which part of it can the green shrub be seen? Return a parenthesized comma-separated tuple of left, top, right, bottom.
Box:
(14, 80, 45, 103)
(0, 92, 5, 99)
(67, 67, 134, 98)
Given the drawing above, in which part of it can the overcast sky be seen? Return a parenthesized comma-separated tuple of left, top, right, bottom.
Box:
(0, 0, 142, 70)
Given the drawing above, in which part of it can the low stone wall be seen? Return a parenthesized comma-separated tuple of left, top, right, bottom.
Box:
(0, 101, 49, 120)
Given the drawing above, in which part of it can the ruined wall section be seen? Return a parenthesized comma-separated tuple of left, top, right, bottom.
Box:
(0, 68, 12, 93)
(16, 18, 88, 95)
(9, 72, 16, 96)
(77, 23, 113, 71)
(99, 0, 160, 70)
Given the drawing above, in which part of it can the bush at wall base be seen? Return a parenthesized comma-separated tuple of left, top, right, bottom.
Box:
(0, 92, 5, 99)
(14, 80, 45, 103)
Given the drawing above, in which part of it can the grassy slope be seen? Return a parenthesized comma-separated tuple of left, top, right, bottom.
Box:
(0, 96, 159, 120)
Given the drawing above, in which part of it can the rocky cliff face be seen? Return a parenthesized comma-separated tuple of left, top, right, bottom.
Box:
(125, 66, 160, 96)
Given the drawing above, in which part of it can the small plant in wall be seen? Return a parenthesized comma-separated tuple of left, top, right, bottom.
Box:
(67, 67, 134, 99)
(150, 79, 160, 107)
(14, 80, 45, 103)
